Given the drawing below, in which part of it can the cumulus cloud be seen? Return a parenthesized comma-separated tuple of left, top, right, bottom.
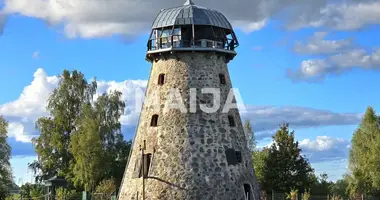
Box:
(293, 32, 353, 55)
(241, 106, 362, 132)
(290, 1, 380, 31)
(0, 68, 147, 143)
(1, 0, 379, 39)
(299, 136, 350, 163)
(287, 48, 380, 81)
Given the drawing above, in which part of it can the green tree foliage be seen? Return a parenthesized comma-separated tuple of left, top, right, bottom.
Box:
(32, 70, 97, 181)
(0, 116, 12, 199)
(329, 176, 349, 199)
(30, 186, 44, 200)
(309, 173, 333, 195)
(349, 107, 380, 196)
(252, 148, 268, 186)
(30, 70, 131, 190)
(95, 179, 117, 199)
(262, 124, 314, 193)
(18, 183, 44, 199)
(244, 120, 256, 152)
(56, 187, 78, 200)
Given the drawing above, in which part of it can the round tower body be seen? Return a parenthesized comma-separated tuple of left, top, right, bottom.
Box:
(119, 1, 260, 200)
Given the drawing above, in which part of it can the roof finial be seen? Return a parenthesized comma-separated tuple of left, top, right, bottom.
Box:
(184, 0, 195, 5)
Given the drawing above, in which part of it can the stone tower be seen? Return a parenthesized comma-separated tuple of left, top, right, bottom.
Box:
(118, 1, 261, 199)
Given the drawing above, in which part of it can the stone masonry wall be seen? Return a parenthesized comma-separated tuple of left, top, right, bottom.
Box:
(118, 52, 260, 200)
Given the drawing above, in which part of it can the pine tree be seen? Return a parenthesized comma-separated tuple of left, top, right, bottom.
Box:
(262, 124, 314, 193)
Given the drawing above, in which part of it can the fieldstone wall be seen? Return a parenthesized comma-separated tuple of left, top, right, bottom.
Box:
(118, 52, 260, 200)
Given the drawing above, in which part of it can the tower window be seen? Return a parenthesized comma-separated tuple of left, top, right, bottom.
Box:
(219, 74, 226, 84)
(244, 184, 253, 200)
(151, 115, 159, 127)
(225, 149, 242, 165)
(236, 151, 242, 163)
(158, 74, 165, 85)
(225, 148, 237, 165)
(138, 153, 152, 178)
(228, 115, 235, 127)
(143, 153, 152, 178)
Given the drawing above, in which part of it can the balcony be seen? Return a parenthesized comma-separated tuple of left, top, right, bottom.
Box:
(147, 35, 237, 54)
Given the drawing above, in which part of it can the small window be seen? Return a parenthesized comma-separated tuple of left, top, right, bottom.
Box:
(244, 184, 253, 200)
(158, 74, 165, 85)
(228, 115, 235, 127)
(236, 151, 242, 163)
(225, 148, 237, 165)
(219, 74, 226, 84)
(151, 115, 159, 127)
(143, 153, 152, 178)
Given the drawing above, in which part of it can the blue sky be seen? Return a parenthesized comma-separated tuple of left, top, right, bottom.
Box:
(1, 0, 380, 185)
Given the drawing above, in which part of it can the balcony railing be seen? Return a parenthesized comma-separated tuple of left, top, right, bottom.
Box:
(147, 35, 237, 52)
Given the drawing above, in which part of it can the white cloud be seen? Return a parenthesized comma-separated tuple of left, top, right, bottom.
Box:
(0, 68, 147, 143)
(0, 0, 272, 38)
(290, 1, 380, 31)
(241, 106, 362, 132)
(7, 122, 35, 143)
(300, 136, 348, 152)
(233, 19, 267, 33)
(2, 0, 378, 39)
(287, 48, 380, 81)
(293, 32, 353, 55)
(299, 136, 350, 163)
(96, 79, 147, 126)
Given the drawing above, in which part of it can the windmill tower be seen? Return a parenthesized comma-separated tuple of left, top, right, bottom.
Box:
(118, 1, 261, 199)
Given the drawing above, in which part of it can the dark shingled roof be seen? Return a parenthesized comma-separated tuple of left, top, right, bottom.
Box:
(152, 0, 233, 30)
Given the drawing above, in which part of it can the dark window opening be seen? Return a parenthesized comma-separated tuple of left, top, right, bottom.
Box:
(151, 115, 159, 127)
(158, 74, 165, 85)
(138, 153, 152, 178)
(228, 115, 235, 127)
(236, 151, 242, 163)
(225, 148, 237, 165)
(143, 153, 152, 178)
(219, 74, 226, 84)
(244, 184, 253, 200)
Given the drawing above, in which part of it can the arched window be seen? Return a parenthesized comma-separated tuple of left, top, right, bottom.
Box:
(219, 74, 226, 84)
(228, 115, 235, 127)
(151, 115, 159, 127)
(244, 184, 253, 200)
(158, 73, 165, 85)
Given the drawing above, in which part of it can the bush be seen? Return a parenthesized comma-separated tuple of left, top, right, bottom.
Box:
(94, 179, 116, 199)
(56, 187, 78, 200)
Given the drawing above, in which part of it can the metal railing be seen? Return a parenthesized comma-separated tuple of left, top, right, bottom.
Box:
(147, 35, 237, 51)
